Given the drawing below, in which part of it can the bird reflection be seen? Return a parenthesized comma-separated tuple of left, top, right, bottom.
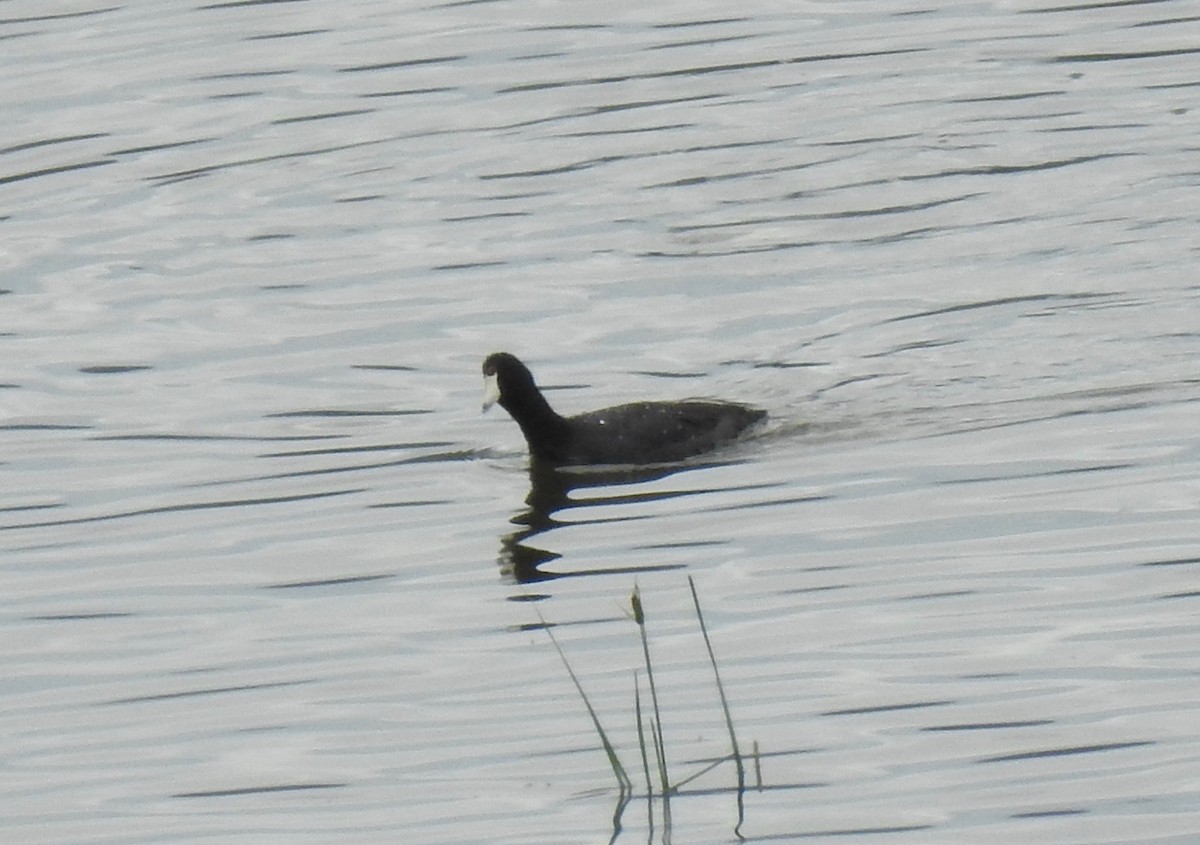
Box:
(498, 460, 727, 583)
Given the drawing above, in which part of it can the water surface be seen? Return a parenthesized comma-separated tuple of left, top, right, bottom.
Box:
(2, 1, 1198, 843)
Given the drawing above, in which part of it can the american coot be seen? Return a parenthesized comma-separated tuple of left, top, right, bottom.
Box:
(482, 352, 765, 465)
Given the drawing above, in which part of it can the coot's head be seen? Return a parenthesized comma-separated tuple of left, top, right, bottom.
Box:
(482, 352, 539, 414)
(482, 353, 575, 461)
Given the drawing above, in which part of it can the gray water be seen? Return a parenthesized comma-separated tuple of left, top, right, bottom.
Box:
(2, 1, 1198, 843)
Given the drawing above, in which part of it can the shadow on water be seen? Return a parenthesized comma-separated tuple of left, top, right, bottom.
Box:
(498, 459, 744, 584)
